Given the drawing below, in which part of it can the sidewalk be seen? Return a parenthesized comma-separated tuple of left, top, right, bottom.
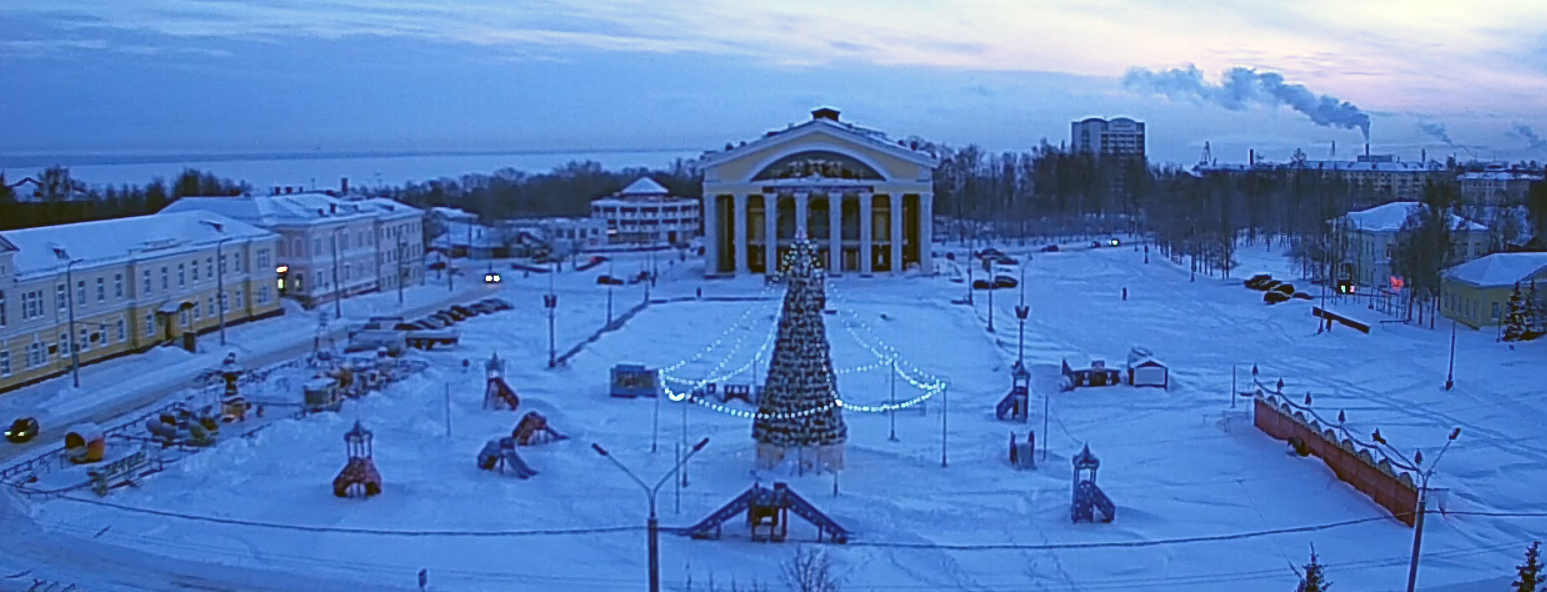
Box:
(0, 282, 492, 462)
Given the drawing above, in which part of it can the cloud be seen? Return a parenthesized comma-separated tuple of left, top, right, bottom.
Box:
(1122, 64, 1371, 139)
(1508, 124, 1547, 153)
(0, 38, 229, 58)
(1417, 122, 1455, 146)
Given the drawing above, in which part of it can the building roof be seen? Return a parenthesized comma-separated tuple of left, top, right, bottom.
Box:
(1458, 171, 1543, 182)
(0, 211, 276, 277)
(1334, 202, 1486, 233)
(430, 221, 505, 249)
(620, 177, 669, 196)
(1195, 159, 1445, 174)
(161, 192, 419, 227)
(429, 206, 478, 221)
(1443, 252, 1547, 288)
(698, 111, 940, 171)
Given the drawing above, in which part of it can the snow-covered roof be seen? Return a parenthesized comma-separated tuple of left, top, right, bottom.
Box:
(620, 177, 669, 196)
(161, 193, 418, 227)
(430, 221, 505, 249)
(1457, 171, 1543, 182)
(4, 176, 91, 203)
(1333, 202, 1486, 233)
(429, 206, 478, 221)
(1443, 253, 1547, 288)
(1196, 160, 1445, 174)
(0, 210, 277, 277)
(698, 112, 940, 171)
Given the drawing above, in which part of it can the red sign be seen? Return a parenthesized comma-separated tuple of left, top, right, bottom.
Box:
(1389, 277, 1405, 290)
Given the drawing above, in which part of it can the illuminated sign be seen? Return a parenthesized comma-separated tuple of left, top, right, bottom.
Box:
(276, 265, 289, 274)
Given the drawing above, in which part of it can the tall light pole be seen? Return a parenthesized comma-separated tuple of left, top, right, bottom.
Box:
(397, 236, 406, 305)
(60, 253, 85, 388)
(198, 221, 233, 346)
(986, 281, 995, 333)
(607, 258, 615, 326)
(545, 262, 558, 368)
(593, 437, 710, 592)
(331, 227, 343, 319)
(1444, 320, 1457, 391)
(1373, 427, 1461, 592)
(1014, 266, 1028, 367)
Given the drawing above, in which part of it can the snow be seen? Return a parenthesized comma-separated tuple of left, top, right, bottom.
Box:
(0, 211, 274, 276)
(3, 248, 1545, 592)
(1337, 202, 1488, 233)
(1442, 252, 1547, 288)
(161, 192, 420, 228)
(619, 177, 670, 196)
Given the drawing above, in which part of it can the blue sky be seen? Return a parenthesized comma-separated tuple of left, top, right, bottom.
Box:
(2, 0, 1546, 166)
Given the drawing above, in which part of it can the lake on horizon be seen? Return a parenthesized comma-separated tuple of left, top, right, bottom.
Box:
(0, 150, 703, 190)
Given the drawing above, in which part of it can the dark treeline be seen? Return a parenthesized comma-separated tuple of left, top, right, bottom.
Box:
(0, 166, 247, 231)
(382, 159, 703, 222)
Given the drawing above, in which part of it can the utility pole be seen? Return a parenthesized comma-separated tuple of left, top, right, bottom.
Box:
(545, 263, 558, 368)
(593, 438, 710, 592)
(1444, 320, 1456, 390)
(1015, 266, 1029, 366)
(332, 228, 343, 319)
(888, 357, 898, 442)
(398, 237, 406, 305)
(986, 281, 995, 333)
(63, 256, 84, 388)
(940, 383, 949, 468)
(1374, 427, 1461, 592)
(607, 258, 615, 325)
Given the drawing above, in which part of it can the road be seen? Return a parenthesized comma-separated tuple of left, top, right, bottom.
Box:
(0, 285, 495, 464)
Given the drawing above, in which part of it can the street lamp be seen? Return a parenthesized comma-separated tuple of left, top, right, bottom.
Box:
(593, 437, 710, 592)
(607, 258, 615, 325)
(331, 227, 343, 319)
(1444, 320, 1457, 390)
(198, 221, 233, 347)
(545, 263, 558, 368)
(57, 252, 86, 388)
(1014, 267, 1029, 367)
(986, 279, 995, 333)
(1372, 426, 1461, 592)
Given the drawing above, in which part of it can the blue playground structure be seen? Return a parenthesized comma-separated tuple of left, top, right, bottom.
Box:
(996, 364, 1031, 422)
(1008, 431, 1036, 470)
(1069, 445, 1115, 523)
(610, 364, 660, 398)
(477, 437, 539, 479)
(681, 482, 848, 543)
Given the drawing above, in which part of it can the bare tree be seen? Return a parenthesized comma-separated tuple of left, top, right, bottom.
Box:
(780, 546, 843, 592)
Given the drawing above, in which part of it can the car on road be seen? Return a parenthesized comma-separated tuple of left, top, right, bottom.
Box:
(1040, 245, 1060, 253)
(994, 275, 1019, 289)
(972, 279, 993, 290)
(596, 275, 625, 286)
(5, 417, 39, 443)
(483, 271, 502, 284)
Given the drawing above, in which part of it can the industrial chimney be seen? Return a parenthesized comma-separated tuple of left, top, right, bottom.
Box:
(1364, 143, 1370, 158)
(1248, 149, 1255, 166)
(811, 107, 840, 122)
(340, 177, 349, 195)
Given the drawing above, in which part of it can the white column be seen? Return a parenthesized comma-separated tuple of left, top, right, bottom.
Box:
(764, 193, 779, 275)
(828, 193, 844, 275)
(733, 194, 749, 276)
(890, 194, 904, 275)
(920, 191, 935, 275)
(702, 195, 718, 277)
(795, 192, 810, 241)
(859, 192, 873, 276)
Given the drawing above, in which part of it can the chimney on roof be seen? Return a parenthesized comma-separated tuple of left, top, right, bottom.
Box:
(284, 187, 293, 195)
(340, 177, 349, 195)
(1365, 143, 1370, 158)
(329, 203, 337, 214)
(812, 107, 840, 122)
(1249, 149, 1254, 166)
(272, 186, 280, 196)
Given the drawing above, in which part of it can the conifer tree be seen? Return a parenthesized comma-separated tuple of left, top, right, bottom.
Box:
(1529, 281, 1545, 337)
(1515, 541, 1543, 592)
(1295, 547, 1331, 592)
(1503, 282, 1528, 342)
(751, 235, 847, 470)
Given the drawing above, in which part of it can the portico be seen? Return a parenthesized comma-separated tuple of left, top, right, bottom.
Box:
(699, 109, 938, 277)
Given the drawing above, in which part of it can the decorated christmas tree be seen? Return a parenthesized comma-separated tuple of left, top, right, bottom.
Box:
(1503, 282, 1528, 342)
(751, 234, 847, 471)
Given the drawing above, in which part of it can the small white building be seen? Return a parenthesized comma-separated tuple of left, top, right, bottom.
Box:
(502, 217, 606, 256)
(1331, 201, 1488, 288)
(590, 177, 701, 246)
(430, 220, 508, 258)
(161, 187, 425, 309)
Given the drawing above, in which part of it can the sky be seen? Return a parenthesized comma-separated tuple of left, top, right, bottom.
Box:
(2, 0, 1547, 168)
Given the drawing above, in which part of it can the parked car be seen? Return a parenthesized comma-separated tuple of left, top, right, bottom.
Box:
(972, 279, 993, 290)
(597, 275, 624, 286)
(418, 317, 449, 329)
(1260, 280, 1284, 292)
(469, 302, 497, 315)
(1104, 238, 1121, 247)
(1263, 291, 1291, 304)
(483, 271, 502, 284)
(994, 255, 1018, 265)
(1243, 273, 1273, 289)
(345, 316, 410, 355)
(1292, 292, 1314, 300)
(1040, 245, 1060, 253)
(994, 275, 1019, 289)
(1272, 283, 1295, 295)
(450, 305, 475, 317)
(481, 297, 513, 311)
(5, 416, 39, 443)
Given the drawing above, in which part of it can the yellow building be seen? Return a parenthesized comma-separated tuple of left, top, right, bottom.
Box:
(1440, 252, 1547, 329)
(698, 108, 940, 277)
(0, 211, 282, 394)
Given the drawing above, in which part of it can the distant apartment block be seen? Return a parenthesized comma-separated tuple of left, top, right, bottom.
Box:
(590, 177, 701, 246)
(1458, 164, 1543, 207)
(0, 212, 282, 394)
(161, 185, 425, 309)
(1195, 152, 1449, 202)
(1071, 117, 1146, 160)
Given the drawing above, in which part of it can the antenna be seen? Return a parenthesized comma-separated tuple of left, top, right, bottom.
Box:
(1199, 142, 1212, 167)
(1330, 140, 1336, 159)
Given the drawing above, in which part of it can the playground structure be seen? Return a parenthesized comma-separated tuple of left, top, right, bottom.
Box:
(64, 424, 106, 464)
(144, 406, 222, 447)
(1124, 347, 1169, 389)
(301, 350, 427, 415)
(1008, 432, 1036, 470)
(512, 411, 567, 446)
(484, 353, 522, 410)
(217, 353, 252, 422)
(1060, 357, 1122, 391)
(333, 421, 382, 499)
(1069, 445, 1115, 523)
(682, 482, 849, 543)
(610, 364, 660, 398)
(476, 437, 539, 478)
(89, 448, 159, 496)
(996, 364, 1032, 422)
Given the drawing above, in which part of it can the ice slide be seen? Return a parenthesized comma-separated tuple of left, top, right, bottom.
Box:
(776, 484, 849, 543)
(1071, 481, 1115, 523)
(680, 482, 849, 543)
(476, 439, 538, 478)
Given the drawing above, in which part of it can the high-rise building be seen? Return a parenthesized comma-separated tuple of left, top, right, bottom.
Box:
(1071, 117, 1146, 160)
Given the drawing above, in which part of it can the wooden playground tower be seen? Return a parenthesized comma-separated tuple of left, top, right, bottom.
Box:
(333, 421, 382, 498)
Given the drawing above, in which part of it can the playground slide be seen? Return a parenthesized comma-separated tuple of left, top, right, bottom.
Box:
(995, 392, 1020, 420)
(682, 488, 755, 537)
(778, 487, 850, 542)
(500, 449, 538, 478)
(1075, 481, 1116, 522)
(488, 378, 520, 410)
(476, 441, 538, 478)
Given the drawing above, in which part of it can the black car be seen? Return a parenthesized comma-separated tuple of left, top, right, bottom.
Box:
(5, 417, 39, 443)
(972, 279, 993, 290)
(1243, 274, 1273, 289)
(469, 302, 497, 315)
(1259, 280, 1284, 292)
(1040, 245, 1060, 253)
(1264, 291, 1291, 304)
(994, 275, 1019, 289)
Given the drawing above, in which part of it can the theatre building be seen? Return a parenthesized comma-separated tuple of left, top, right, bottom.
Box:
(698, 108, 939, 277)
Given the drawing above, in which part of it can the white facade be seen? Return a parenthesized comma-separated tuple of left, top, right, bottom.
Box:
(590, 177, 701, 246)
(503, 217, 607, 255)
(1072, 117, 1146, 160)
(161, 190, 425, 308)
(1333, 201, 1488, 288)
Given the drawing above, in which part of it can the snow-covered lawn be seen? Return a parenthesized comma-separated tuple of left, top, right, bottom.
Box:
(10, 245, 1545, 592)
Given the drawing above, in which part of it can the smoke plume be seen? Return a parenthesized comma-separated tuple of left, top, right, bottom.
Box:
(1509, 124, 1547, 153)
(1417, 122, 1455, 147)
(1122, 65, 1371, 140)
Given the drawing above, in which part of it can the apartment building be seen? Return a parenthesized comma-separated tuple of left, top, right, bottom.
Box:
(161, 189, 425, 308)
(1332, 201, 1488, 288)
(590, 177, 701, 246)
(1458, 165, 1543, 207)
(0, 211, 282, 394)
(1071, 117, 1146, 160)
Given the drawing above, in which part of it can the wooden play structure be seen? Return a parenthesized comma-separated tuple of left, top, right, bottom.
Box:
(683, 482, 849, 543)
(996, 364, 1032, 422)
(1124, 347, 1169, 389)
(511, 411, 567, 446)
(483, 353, 522, 410)
(64, 424, 106, 464)
(476, 437, 539, 478)
(1060, 357, 1121, 391)
(1069, 445, 1116, 523)
(1008, 431, 1036, 470)
(333, 421, 382, 499)
(610, 364, 660, 398)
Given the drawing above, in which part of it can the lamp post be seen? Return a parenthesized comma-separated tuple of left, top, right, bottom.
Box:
(607, 258, 615, 326)
(986, 280, 995, 333)
(1444, 320, 1456, 390)
(1015, 267, 1028, 367)
(545, 264, 558, 368)
(888, 357, 898, 442)
(593, 437, 710, 592)
(1372, 427, 1461, 592)
(198, 221, 233, 346)
(61, 254, 85, 388)
(332, 228, 343, 319)
(397, 237, 406, 305)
